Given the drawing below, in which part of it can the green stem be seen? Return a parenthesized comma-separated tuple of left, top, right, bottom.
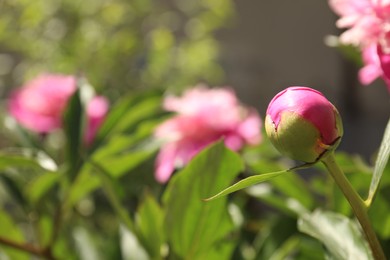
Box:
(321, 152, 386, 260)
(0, 236, 54, 259)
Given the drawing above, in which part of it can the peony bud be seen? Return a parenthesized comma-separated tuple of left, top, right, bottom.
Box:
(265, 87, 343, 163)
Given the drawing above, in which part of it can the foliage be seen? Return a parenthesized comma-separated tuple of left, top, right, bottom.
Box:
(0, 1, 389, 260)
(0, 0, 233, 95)
(0, 86, 388, 259)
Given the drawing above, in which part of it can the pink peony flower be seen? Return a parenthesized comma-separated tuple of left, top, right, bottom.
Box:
(265, 87, 343, 162)
(358, 44, 383, 85)
(329, 0, 390, 91)
(9, 74, 77, 133)
(85, 96, 109, 145)
(154, 86, 262, 183)
(8, 73, 109, 143)
(377, 44, 390, 91)
(328, 0, 389, 48)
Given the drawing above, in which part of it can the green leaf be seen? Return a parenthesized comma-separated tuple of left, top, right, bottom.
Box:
(0, 211, 29, 260)
(368, 192, 390, 239)
(73, 227, 101, 260)
(163, 141, 244, 259)
(26, 172, 60, 204)
(65, 147, 155, 208)
(135, 193, 165, 259)
(246, 184, 301, 217)
(63, 88, 84, 178)
(268, 172, 314, 209)
(93, 91, 162, 147)
(298, 209, 373, 260)
(204, 171, 288, 201)
(252, 216, 301, 260)
(87, 159, 136, 232)
(268, 236, 300, 260)
(0, 149, 57, 173)
(205, 163, 314, 202)
(366, 118, 390, 206)
(120, 225, 149, 260)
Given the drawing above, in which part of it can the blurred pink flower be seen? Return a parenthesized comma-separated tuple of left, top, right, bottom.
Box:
(329, 0, 390, 91)
(377, 44, 390, 91)
(328, 0, 388, 48)
(8, 73, 109, 143)
(154, 86, 262, 183)
(358, 44, 382, 85)
(9, 74, 77, 133)
(85, 96, 109, 145)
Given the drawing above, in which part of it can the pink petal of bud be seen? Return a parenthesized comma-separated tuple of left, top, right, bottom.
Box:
(265, 87, 343, 162)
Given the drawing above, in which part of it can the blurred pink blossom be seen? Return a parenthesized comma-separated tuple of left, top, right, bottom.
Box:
(358, 44, 382, 85)
(329, 0, 390, 91)
(85, 96, 109, 145)
(328, 0, 389, 49)
(9, 74, 77, 133)
(154, 86, 262, 183)
(377, 44, 390, 91)
(8, 73, 109, 143)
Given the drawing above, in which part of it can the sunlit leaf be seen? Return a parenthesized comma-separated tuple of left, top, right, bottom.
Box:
(120, 225, 149, 260)
(94, 91, 162, 146)
(73, 227, 101, 260)
(205, 162, 314, 202)
(366, 118, 390, 206)
(204, 171, 288, 202)
(0, 149, 57, 172)
(26, 172, 60, 204)
(298, 209, 373, 260)
(0, 211, 29, 260)
(135, 193, 164, 259)
(163, 141, 243, 258)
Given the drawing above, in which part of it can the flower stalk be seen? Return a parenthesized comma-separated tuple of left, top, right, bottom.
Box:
(321, 152, 386, 260)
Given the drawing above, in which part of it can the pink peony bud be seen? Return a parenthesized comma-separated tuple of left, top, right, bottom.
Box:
(265, 87, 343, 163)
(8, 74, 77, 133)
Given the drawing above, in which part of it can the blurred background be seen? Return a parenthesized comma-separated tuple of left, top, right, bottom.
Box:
(0, 0, 388, 158)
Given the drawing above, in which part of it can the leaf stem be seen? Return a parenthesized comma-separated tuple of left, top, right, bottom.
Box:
(321, 152, 386, 260)
(0, 236, 54, 259)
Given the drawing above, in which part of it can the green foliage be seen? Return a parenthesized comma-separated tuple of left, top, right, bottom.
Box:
(366, 118, 390, 206)
(205, 170, 288, 201)
(0, 211, 29, 260)
(163, 141, 243, 259)
(205, 163, 313, 202)
(135, 193, 165, 259)
(298, 209, 373, 260)
(0, 0, 233, 94)
(0, 2, 389, 257)
(63, 87, 84, 179)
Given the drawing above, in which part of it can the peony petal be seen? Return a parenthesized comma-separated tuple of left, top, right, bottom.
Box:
(85, 96, 109, 145)
(8, 74, 77, 133)
(155, 144, 177, 183)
